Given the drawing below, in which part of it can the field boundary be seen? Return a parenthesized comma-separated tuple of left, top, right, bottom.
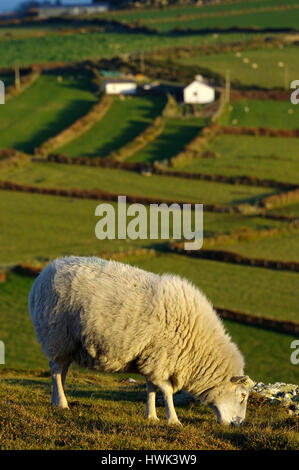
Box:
(0, 178, 263, 214)
(34, 95, 112, 157)
(209, 123, 299, 138)
(0, 149, 31, 170)
(5, 67, 40, 102)
(169, 240, 299, 272)
(260, 188, 299, 209)
(154, 167, 298, 191)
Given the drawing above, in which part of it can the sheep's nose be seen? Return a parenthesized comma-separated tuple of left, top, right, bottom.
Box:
(231, 416, 243, 426)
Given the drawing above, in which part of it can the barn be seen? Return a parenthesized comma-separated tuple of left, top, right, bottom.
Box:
(103, 79, 137, 95)
(183, 75, 215, 104)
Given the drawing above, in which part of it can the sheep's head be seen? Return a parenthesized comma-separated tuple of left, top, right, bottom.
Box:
(200, 375, 254, 425)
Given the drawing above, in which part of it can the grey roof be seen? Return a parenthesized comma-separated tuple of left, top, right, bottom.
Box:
(104, 78, 136, 84)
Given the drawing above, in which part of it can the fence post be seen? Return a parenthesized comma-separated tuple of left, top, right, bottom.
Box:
(0, 81, 4, 104)
(0, 341, 4, 364)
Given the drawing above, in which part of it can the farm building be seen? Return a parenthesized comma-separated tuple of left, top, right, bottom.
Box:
(103, 78, 137, 95)
(183, 75, 215, 104)
(37, 3, 109, 19)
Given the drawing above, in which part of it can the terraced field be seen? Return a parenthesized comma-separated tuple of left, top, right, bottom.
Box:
(212, 233, 299, 262)
(102, 0, 299, 23)
(55, 95, 166, 158)
(128, 117, 203, 163)
(177, 46, 299, 89)
(0, 8, 298, 450)
(0, 190, 286, 266)
(173, 135, 299, 184)
(0, 73, 97, 153)
(150, 8, 299, 32)
(218, 99, 299, 129)
(0, 161, 277, 206)
(0, 31, 259, 68)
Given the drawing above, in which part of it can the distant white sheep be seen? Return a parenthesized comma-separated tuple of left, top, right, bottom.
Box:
(28, 256, 251, 425)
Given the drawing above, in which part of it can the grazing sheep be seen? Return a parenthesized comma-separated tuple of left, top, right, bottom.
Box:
(28, 256, 251, 425)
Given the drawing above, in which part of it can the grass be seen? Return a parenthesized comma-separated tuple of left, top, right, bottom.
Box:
(0, 190, 285, 266)
(0, 31, 261, 68)
(0, 368, 298, 450)
(128, 117, 203, 163)
(0, 268, 298, 381)
(0, 161, 277, 206)
(0, 73, 97, 154)
(102, 0, 299, 22)
(0, 191, 141, 266)
(270, 202, 299, 217)
(56, 95, 166, 158)
(151, 8, 299, 32)
(212, 233, 299, 262)
(177, 46, 299, 89)
(218, 100, 299, 129)
(173, 135, 299, 184)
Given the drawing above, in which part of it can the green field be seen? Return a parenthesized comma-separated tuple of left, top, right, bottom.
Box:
(102, 0, 299, 23)
(0, 73, 97, 154)
(173, 135, 299, 184)
(270, 202, 299, 217)
(0, 190, 285, 266)
(0, 31, 261, 68)
(212, 233, 299, 262)
(218, 99, 299, 129)
(56, 95, 166, 158)
(0, 161, 277, 206)
(150, 8, 299, 32)
(177, 45, 299, 89)
(128, 117, 203, 163)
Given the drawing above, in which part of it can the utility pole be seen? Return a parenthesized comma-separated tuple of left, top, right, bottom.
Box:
(284, 65, 289, 90)
(225, 69, 230, 104)
(15, 61, 21, 91)
(140, 51, 145, 75)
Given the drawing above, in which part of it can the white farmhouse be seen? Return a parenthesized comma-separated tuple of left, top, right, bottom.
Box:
(103, 79, 137, 95)
(183, 75, 215, 104)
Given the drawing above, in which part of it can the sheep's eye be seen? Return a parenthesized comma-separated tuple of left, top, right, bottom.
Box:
(240, 393, 247, 403)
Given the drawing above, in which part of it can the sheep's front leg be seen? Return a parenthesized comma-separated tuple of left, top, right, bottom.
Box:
(50, 360, 69, 409)
(159, 380, 182, 426)
(145, 380, 159, 421)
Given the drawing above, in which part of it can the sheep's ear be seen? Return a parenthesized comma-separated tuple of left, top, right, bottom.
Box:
(230, 375, 249, 385)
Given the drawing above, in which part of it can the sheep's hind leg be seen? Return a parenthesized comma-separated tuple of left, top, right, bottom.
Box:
(50, 359, 69, 409)
(145, 380, 159, 421)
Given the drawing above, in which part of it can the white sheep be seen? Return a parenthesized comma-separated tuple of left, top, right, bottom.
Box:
(28, 256, 251, 425)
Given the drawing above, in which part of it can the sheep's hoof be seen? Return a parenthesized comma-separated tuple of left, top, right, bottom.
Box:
(146, 415, 160, 422)
(167, 418, 182, 426)
(51, 402, 69, 410)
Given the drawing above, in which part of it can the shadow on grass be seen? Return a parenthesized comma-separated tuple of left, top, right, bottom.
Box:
(14, 98, 97, 154)
(230, 188, 283, 206)
(75, 97, 167, 158)
(129, 122, 201, 164)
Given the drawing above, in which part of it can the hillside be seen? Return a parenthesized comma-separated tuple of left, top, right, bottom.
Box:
(0, 368, 298, 450)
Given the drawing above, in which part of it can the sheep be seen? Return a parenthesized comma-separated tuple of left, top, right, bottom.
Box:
(28, 256, 251, 426)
